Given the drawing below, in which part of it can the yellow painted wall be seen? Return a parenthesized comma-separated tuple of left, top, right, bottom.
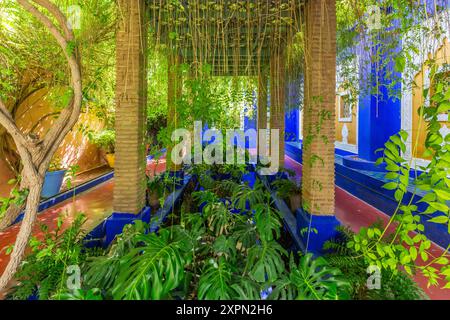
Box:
(412, 38, 449, 160)
(0, 88, 106, 190)
(335, 91, 357, 145)
(0, 158, 14, 198)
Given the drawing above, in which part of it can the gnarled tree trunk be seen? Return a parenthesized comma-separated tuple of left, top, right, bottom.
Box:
(0, 0, 82, 291)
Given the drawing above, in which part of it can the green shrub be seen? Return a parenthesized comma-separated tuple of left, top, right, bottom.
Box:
(91, 129, 115, 154)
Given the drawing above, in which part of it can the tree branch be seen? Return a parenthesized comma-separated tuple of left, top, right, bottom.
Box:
(0, 0, 83, 292)
(0, 99, 36, 171)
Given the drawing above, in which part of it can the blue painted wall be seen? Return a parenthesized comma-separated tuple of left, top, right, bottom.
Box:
(285, 76, 303, 142)
(358, 26, 402, 162)
(244, 104, 257, 131)
(285, 109, 299, 142)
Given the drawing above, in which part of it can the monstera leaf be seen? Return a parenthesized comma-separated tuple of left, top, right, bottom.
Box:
(253, 203, 282, 242)
(198, 257, 234, 300)
(83, 222, 149, 293)
(206, 202, 236, 236)
(230, 181, 267, 211)
(231, 216, 258, 250)
(246, 240, 287, 283)
(271, 254, 351, 300)
(198, 257, 262, 300)
(111, 229, 188, 300)
(231, 276, 262, 300)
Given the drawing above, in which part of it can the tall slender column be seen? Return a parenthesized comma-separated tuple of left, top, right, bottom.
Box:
(114, 0, 148, 214)
(270, 49, 286, 168)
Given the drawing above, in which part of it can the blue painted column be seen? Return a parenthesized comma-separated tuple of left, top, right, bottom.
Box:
(353, 3, 447, 167)
(358, 23, 402, 162)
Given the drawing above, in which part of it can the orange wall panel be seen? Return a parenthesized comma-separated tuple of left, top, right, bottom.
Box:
(1, 87, 106, 186)
(411, 38, 449, 160)
(335, 95, 357, 145)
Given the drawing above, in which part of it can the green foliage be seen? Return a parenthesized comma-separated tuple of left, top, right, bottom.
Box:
(55, 289, 103, 301)
(335, 0, 450, 291)
(271, 253, 351, 300)
(48, 156, 65, 172)
(151, 58, 257, 150)
(78, 165, 356, 300)
(0, 178, 28, 220)
(246, 241, 287, 283)
(356, 126, 450, 288)
(111, 228, 189, 300)
(325, 227, 428, 300)
(271, 178, 302, 201)
(9, 213, 87, 300)
(0, 0, 117, 133)
(90, 129, 115, 154)
(197, 257, 234, 300)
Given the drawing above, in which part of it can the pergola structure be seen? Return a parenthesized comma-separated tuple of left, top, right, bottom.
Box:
(114, 0, 337, 248)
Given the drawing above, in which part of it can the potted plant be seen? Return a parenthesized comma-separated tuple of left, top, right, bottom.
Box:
(271, 178, 302, 212)
(91, 129, 116, 168)
(146, 175, 164, 210)
(146, 172, 184, 211)
(41, 156, 67, 198)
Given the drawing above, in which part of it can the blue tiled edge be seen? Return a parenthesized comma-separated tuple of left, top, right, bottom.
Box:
(285, 143, 449, 249)
(342, 155, 387, 172)
(12, 155, 159, 228)
(259, 169, 340, 255)
(12, 170, 115, 226)
(103, 207, 152, 247)
(149, 174, 193, 233)
(84, 174, 193, 248)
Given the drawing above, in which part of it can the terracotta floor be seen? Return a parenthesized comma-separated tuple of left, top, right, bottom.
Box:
(0, 156, 448, 299)
(60, 166, 113, 193)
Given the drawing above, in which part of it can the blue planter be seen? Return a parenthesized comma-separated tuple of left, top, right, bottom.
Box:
(41, 170, 66, 198)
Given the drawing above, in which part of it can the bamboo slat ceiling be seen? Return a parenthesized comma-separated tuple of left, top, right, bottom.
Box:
(148, 0, 304, 76)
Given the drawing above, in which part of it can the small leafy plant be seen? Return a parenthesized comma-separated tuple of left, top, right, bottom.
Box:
(91, 129, 116, 154)
(48, 156, 64, 172)
(9, 213, 87, 300)
(0, 178, 29, 220)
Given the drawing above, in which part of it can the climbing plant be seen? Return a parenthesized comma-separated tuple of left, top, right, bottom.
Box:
(336, 0, 450, 289)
